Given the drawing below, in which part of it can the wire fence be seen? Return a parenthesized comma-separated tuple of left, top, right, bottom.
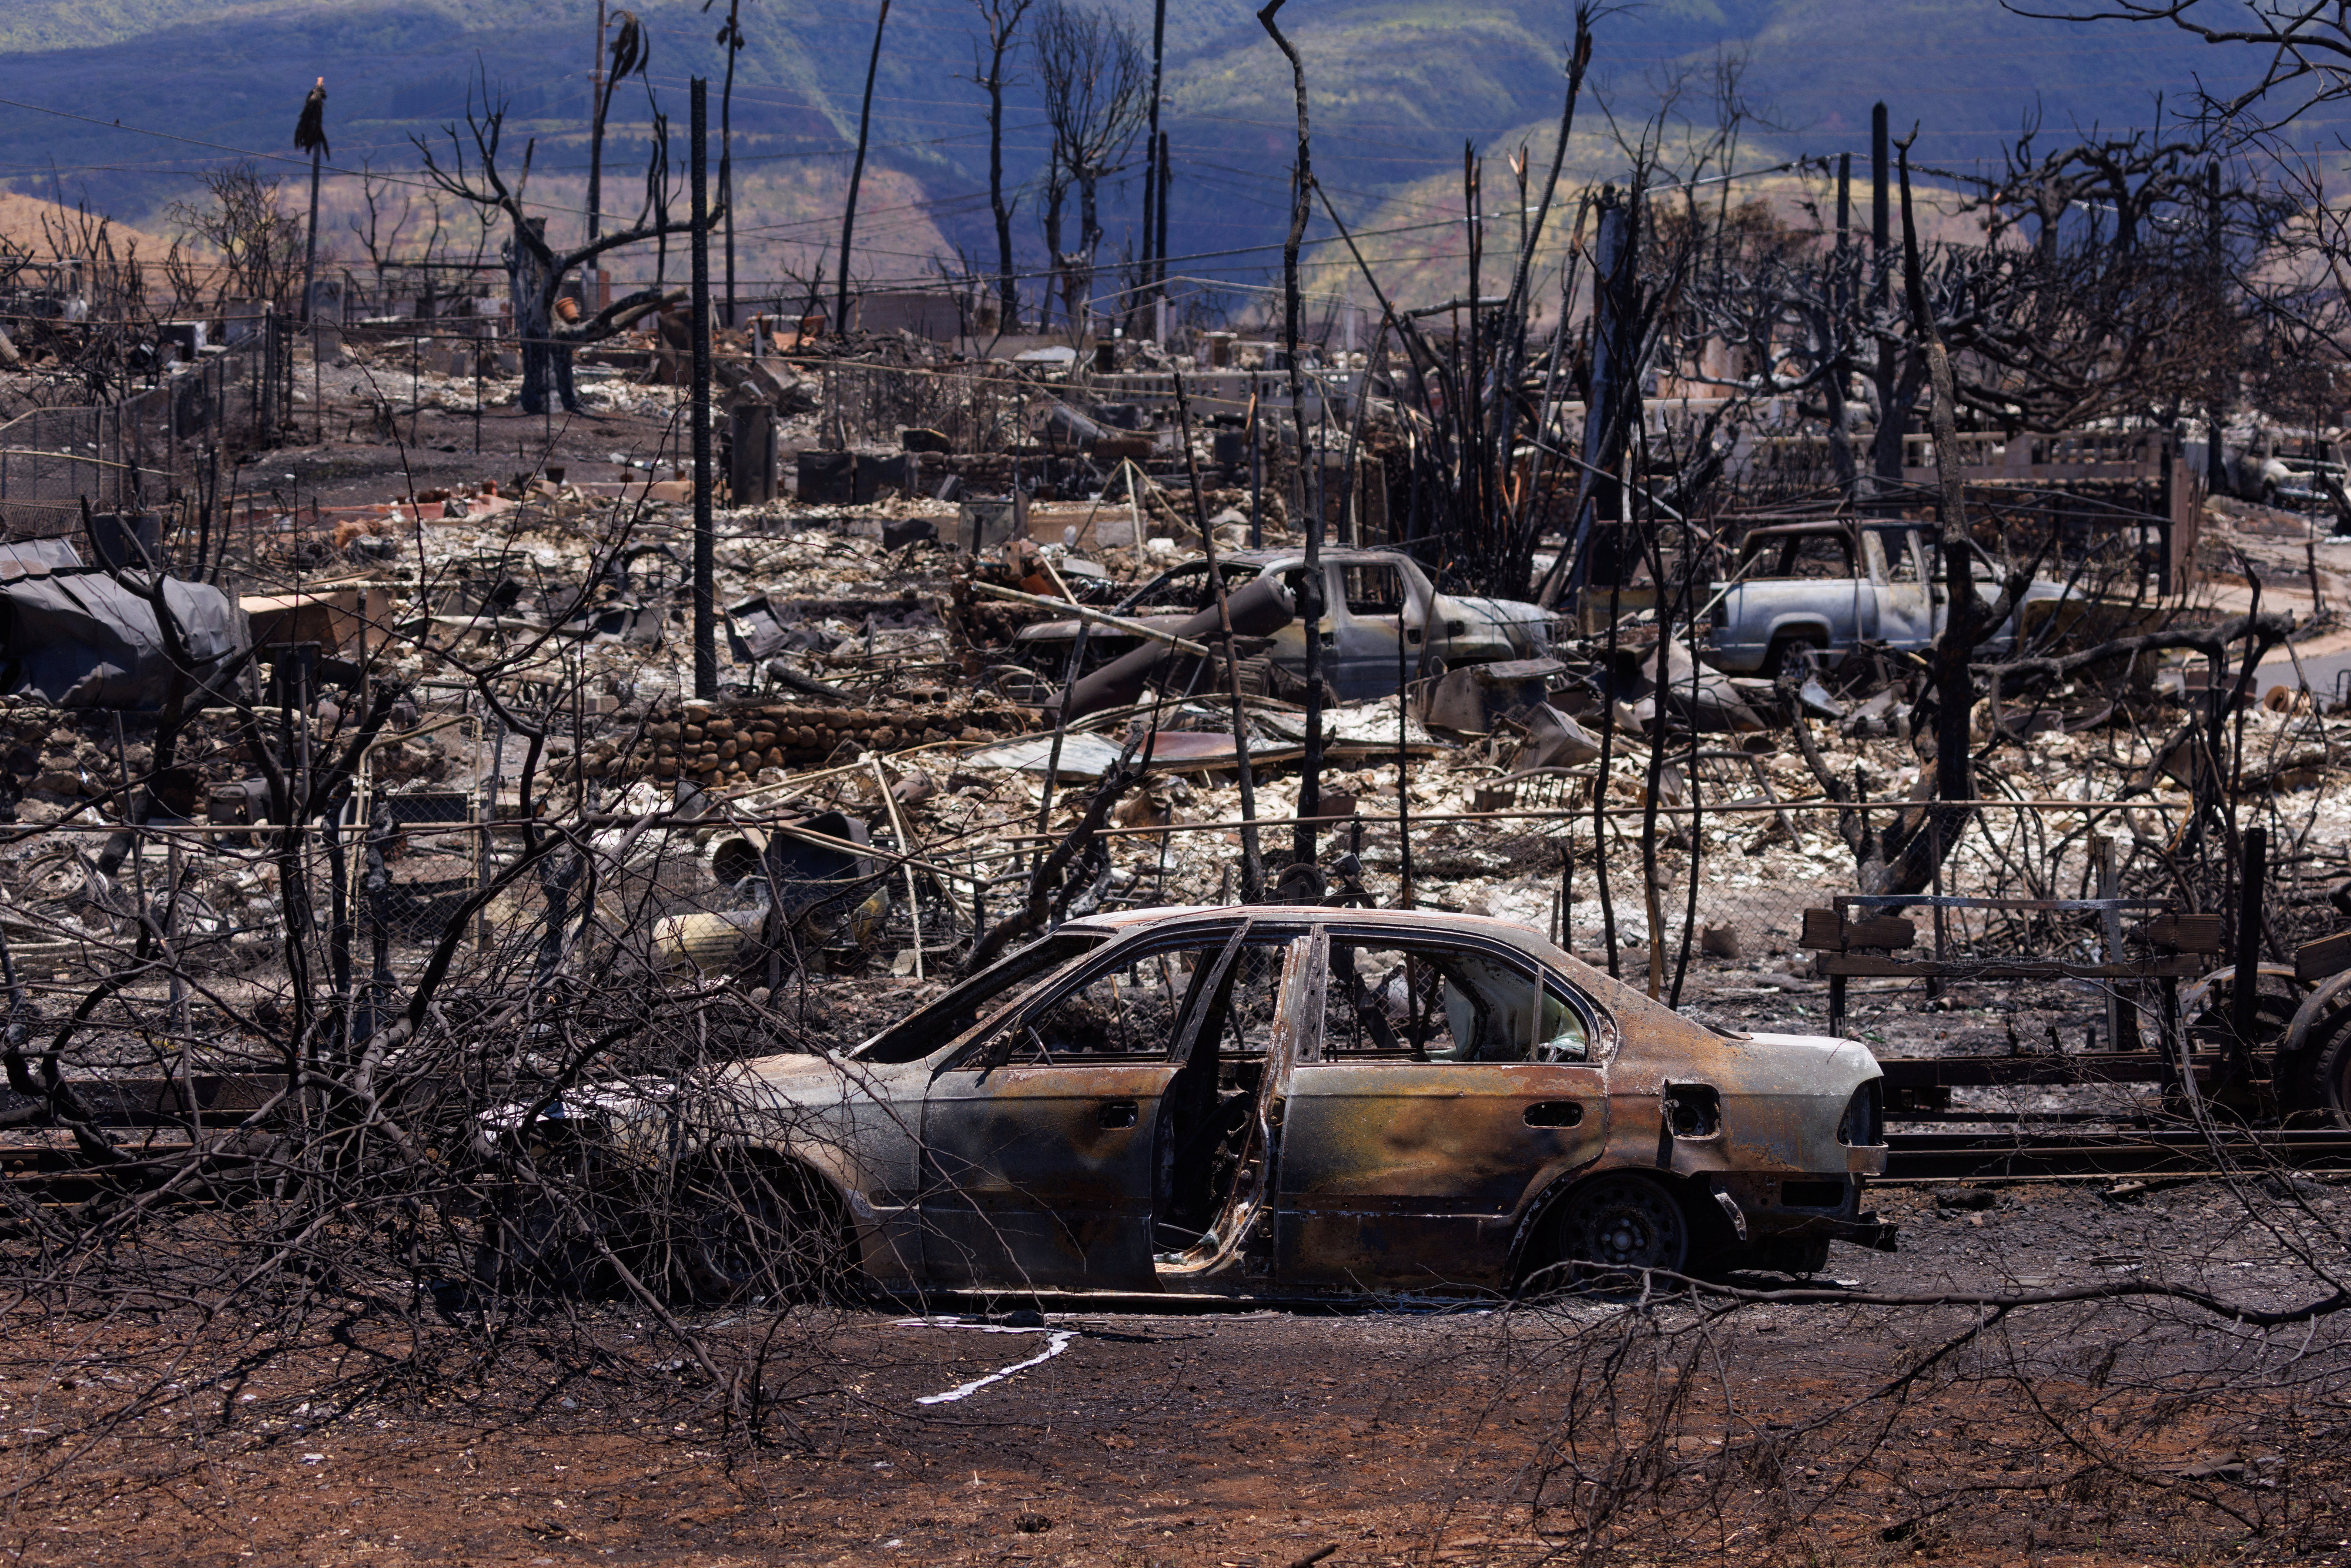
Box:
(1383, 788, 2263, 971)
(0, 310, 293, 538)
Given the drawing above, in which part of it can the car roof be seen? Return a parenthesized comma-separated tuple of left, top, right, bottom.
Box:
(1054, 903, 1665, 1031)
(1064, 903, 1553, 946)
(1210, 548, 1416, 569)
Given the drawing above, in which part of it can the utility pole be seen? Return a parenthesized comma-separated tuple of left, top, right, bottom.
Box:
(1870, 102, 1898, 492)
(1558, 185, 1629, 606)
(294, 78, 328, 442)
(719, 0, 744, 329)
(1141, 0, 1166, 335)
(1836, 150, 1851, 276)
(691, 78, 716, 701)
(838, 0, 893, 334)
(1871, 107, 1890, 276)
(1156, 129, 1170, 307)
(295, 78, 328, 324)
(2208, 159, 2229, 498)
(587, 2, 608, 249)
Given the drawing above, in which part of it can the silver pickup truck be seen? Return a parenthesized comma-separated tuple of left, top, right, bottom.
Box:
(1705, 521, 2065, 675)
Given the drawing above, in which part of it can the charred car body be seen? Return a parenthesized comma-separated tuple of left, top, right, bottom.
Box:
(1019, 548, 1565, 703)
(503, 907, 1894, 1302)
(1706, 521, 2068, 676)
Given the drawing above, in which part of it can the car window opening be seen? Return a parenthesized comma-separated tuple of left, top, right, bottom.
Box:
(849, 929, 1106, 1063)
(1323, 939, 1590, 1063)
(1342, 563, 1406, 617)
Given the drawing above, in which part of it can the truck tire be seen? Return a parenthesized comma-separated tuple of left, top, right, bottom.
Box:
(1766, 635, 1821, 678)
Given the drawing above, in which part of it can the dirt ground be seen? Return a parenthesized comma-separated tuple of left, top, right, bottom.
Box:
(4, 1180, 2346, 1567)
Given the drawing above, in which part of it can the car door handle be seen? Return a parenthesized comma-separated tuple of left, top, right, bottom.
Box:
(1525, 1101, 1585, 1128)
(1098, 1101, 1139, 1129)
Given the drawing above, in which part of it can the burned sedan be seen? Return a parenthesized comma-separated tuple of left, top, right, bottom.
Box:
(528, 907, 1892, 1301)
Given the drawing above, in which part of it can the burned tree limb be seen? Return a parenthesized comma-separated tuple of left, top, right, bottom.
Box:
(1174, 370, 1267, 902)
(964, 741, 1146, 972)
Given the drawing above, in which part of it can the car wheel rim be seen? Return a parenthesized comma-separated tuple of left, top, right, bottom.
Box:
(679, 1177, 787, 1301)
(1566, 1175, 1687, 1275)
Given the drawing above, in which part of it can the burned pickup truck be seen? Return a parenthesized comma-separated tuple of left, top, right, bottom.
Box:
(493, 906, 1893, 1302)
(1016, 548, 1566, 703)
(1706, 520, 2068, 675)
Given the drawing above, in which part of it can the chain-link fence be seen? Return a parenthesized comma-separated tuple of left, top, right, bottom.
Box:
(0, 311, 293, 538)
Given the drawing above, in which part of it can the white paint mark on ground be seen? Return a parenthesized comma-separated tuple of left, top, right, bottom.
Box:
(895, 1318, 1078, 1406)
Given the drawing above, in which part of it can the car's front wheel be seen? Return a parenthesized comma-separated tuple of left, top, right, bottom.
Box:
(671, 1158, 849, 1305)
(1528, 1173, 1691, 1290)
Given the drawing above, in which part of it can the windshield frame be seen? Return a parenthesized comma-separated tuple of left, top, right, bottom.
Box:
(843, 929, 1110, 1063)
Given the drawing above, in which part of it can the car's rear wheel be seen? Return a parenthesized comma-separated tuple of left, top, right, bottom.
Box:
(1526, 1172, 1690, 1291)
(1767, 636, 1821, 679)
(2298, 1017, 2351, 1128)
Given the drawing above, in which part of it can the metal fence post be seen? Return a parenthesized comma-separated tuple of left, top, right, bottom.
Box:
(2229, 825, 2266, 1088)
(2095, 833, 2126, 1051)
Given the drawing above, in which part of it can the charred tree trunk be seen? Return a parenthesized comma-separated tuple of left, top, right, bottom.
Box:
(1258, 0, 1324, 867)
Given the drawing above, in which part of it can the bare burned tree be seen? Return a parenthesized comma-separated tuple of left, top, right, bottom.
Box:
(1670, 120, 2280, 508)
(166, 162, 305, 311)
(1033, 0, 1148, 337)
(414, 78, 718, 416)
(2005, 0, 2351, 131)
(967, 0, 1038, 334)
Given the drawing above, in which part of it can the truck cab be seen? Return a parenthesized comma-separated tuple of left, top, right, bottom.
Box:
(1705, 521, 2057, 674)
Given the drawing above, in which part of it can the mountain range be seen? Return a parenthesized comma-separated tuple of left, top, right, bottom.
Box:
(0, 0, 2291, 316)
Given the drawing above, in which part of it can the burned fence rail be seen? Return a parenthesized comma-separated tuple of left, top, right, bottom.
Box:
(1880, 1127, 2351, 1181)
